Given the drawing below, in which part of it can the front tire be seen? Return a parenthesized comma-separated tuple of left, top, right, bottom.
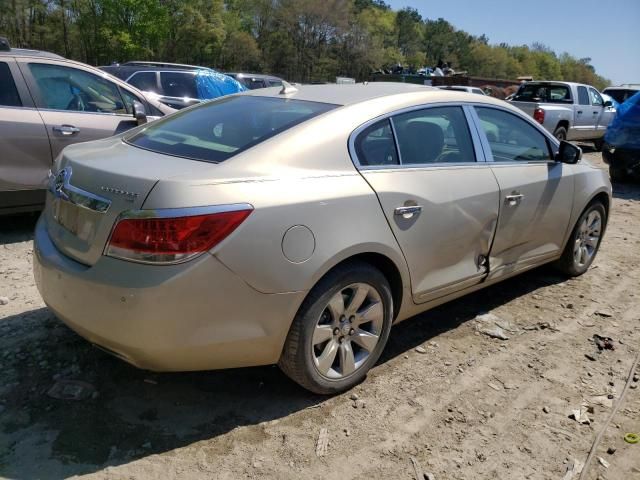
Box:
(554, 202, 606, 276)
(279, 262, 393, 394)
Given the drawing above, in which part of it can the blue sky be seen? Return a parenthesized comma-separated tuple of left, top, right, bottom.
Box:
(387, 0, 639, 85)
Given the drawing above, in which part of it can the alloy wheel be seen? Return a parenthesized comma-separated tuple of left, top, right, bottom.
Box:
(312, 283, 384, 379)
(573, 209, 602, 268)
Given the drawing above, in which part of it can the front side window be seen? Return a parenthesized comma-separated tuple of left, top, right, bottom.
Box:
(0, 62, 21, 107)
(126, 96, 337, 163)
(589, 88, 603, 106)
(355, 119, 399, 166)
(475, 107, 551, 162)
(28, 63, 127, 114)
(128, 71, 158, 93)
(577, 86, 590, 105)
(160, 72, 198, 98)
(392, 106, 476, 164)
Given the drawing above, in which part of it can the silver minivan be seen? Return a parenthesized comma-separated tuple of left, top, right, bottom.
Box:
(0, 44, 174, 215)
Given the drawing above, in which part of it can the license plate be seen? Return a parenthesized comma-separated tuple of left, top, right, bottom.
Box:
(52, 198, 81, 236)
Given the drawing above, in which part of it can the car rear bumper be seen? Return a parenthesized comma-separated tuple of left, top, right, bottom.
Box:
(33, 215, 305, 371)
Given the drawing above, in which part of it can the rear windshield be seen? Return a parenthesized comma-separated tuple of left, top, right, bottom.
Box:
(126, 95, 337, 162)
(513, 84, 572, 103)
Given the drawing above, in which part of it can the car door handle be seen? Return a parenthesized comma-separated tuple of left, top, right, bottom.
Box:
(394, 205, 422, 217)
(577, 110, 583, 114)
(505, 193, 524, 206)
(53, 124, 80, 136)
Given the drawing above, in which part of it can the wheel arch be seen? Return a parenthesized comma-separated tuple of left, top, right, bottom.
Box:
(306, 249, 408, 321)
(555, 119, 569, 132)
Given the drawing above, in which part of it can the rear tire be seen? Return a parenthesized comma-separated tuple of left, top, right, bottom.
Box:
(278, 262, 393, 394)
(553, 126, 567, 141)
(554, 202, 606, 277)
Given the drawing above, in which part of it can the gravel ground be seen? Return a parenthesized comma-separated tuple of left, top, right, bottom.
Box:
(1, 150, 639, 480)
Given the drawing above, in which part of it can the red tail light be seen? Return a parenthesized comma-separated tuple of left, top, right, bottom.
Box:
(533, 107, 545, 124)
(106, 206, 252, 264)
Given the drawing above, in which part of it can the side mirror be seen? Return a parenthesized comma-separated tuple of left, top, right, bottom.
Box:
(556, 140, 581, 164)
(132, 101, 147, 126)
(603, 100, 613, 108)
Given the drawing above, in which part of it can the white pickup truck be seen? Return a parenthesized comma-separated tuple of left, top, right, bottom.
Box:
(509, 81, 616, 150)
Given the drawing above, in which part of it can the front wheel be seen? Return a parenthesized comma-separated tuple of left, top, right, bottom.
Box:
(554, 202, 606, 276)
(279, 262, 393, 394)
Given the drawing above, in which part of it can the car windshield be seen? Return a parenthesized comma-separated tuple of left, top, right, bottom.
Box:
(513, 84, 572, 103)
(126, 95, 337, 162)
(604, 88, 638, 104)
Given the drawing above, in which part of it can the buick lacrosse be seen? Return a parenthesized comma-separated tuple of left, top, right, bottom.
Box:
(34, 83, 611, 393)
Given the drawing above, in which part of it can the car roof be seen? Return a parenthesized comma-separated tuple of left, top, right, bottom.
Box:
(0, 48, 64, 59)
(604, 85, 640, 91)
(244, 82, 508, 108)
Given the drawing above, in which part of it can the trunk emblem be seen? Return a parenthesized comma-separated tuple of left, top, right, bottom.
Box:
(48, 166, 112, 214)
(100, 186, 140, 201)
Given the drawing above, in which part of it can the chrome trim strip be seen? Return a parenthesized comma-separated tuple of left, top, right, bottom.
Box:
(48, 167, 111, 213)
(116, 203, 254, 220)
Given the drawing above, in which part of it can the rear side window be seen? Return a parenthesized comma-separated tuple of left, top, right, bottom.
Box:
(0, 62, 21, 107)
(577, 86, 590, 105)
(355, 119, 399, 166)
(128, 71, 158, 93)
(392, 106, 476, 164)
(160, 72, 197, 98)
(475, 107, 551, 162)
(126, 96, 337, 162)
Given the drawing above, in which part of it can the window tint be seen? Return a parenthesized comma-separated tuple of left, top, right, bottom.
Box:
(0, 62, 21, 107)
(514, 84, 571, 103)
(28, 63, 127, 113)
(244, 78, 267, 89)
(392, 106, 476, 164)
(577, 86, 590, 105)
(589, 88, 603, 106)
(475, 107, 551, 162)
(127, 96, 336, 163)
(128, 71, 158, 93)
(355, 119, 398, 166)
(160, 72, 197, 98)
(267, 79, 283, 87)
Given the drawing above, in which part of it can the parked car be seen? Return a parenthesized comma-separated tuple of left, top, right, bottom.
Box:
(34, 83, 611, 394)
(603, 90, 640, 182)
(101, 62, 246, 109)
(436, 85, 486, 95)
(602, 84, 640, 105)
(0, 46, 174, 215)
(225, 72, 284, 89)
(509, 81, 615, 149)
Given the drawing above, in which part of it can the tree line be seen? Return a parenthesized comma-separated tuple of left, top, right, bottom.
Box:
(0, 0, 609, 89)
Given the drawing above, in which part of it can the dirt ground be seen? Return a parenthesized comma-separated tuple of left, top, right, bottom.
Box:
(1, 150, 639, 480)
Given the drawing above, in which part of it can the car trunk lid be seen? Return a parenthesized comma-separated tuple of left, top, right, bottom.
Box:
(44, 137, 213, 266)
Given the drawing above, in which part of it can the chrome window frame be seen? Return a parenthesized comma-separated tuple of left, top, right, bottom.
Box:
(348, 102, 487, 171)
